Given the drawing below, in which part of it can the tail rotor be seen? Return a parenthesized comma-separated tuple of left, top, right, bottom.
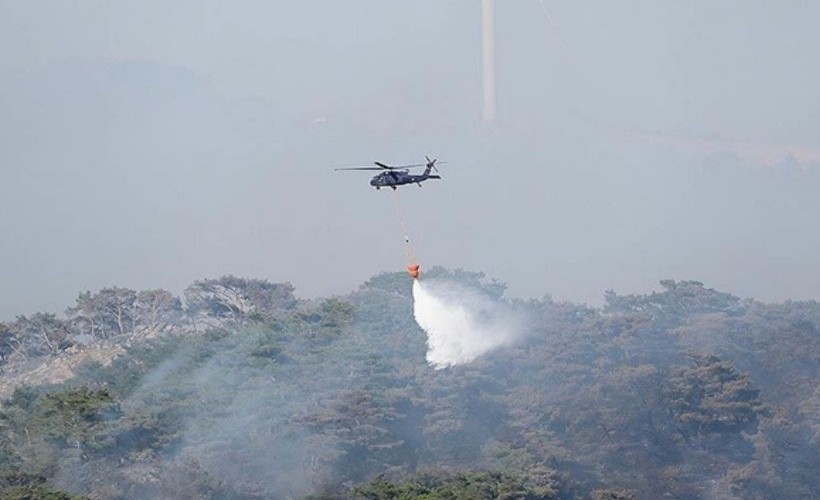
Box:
(425, 155, 442, 173)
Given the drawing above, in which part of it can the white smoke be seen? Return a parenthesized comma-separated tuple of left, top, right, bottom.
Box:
(412, 279, 522, 369)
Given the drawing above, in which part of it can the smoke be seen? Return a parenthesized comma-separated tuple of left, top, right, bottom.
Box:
(49, 330, 343, 498)
(413, 279, 523, 369)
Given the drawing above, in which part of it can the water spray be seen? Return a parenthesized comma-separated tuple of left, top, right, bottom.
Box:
(413, 279, 522, 369)
(383, 171, 522, 368)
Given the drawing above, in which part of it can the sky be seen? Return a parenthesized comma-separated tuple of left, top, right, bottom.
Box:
(2, 1, 820, 318)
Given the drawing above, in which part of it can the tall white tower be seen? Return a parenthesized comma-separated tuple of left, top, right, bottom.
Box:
(481, 0, 496, 124)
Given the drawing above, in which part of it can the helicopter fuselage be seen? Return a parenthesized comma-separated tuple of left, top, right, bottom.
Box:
(370, 170, 441, 190)
(335, 156, 444, 189)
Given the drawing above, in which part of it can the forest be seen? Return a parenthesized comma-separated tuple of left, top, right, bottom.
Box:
(0, 269, 818, 499)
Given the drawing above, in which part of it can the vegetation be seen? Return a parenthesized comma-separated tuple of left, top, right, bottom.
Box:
(0, 272, 818, 498)
(346, 470, 558, 499)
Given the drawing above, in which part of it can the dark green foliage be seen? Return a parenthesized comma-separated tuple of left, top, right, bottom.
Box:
(351, 470, 557, 500)
(0, 471, 45, 489)
(24, 389, 119, 450)
(589, 488, 635, 500)
(0, 485, 88, 500)
(604, 279, 741, 326)
(360, 272, 415, 299)
(668, 353, 764, 436)
(249, 339, 284, 361)
(316, 298, 356, 328)
(4, 386, 48, 413)
(0, 273, 818, 499)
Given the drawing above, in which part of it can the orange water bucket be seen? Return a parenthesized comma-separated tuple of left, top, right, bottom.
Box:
(407, 264, 420, 279)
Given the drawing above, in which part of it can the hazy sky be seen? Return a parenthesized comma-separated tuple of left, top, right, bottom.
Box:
(2, 1, 819, 318)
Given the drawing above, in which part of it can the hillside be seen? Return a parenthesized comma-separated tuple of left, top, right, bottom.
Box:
(1, 269, 819, 499)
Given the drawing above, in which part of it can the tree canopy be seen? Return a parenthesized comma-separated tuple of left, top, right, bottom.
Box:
(0, 273, 818, 498)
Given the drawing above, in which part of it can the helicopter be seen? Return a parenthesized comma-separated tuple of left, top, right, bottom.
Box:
(335, 156, 445, 190)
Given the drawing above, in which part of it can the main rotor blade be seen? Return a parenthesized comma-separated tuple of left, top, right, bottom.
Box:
(334, 167, 385, 171)
(374, 161, 428, 169)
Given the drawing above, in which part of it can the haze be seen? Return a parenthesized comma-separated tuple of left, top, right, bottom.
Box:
(2, 1, 819, 319)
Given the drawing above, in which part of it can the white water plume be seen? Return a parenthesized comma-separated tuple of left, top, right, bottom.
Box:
(412, 279, 522, 369)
